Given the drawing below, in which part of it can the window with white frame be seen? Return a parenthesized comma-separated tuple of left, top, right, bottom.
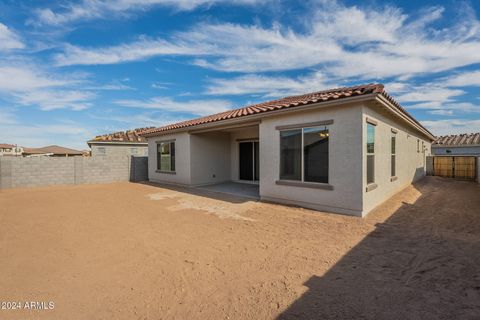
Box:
(366, 122, 375, 184)
(391, 132, 396, 177)
(157, 141, 175, 172)
(280, 126, 329, 183)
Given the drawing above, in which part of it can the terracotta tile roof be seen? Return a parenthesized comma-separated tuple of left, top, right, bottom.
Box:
(141, 83, 431, 137)
(23, 145, 83, 155)
(89, 127, 154, 143)
(433, 132, 480, 146)
(0, 143, 15, 149)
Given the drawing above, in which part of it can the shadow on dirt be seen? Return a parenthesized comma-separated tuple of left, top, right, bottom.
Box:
(277, 177, 480, 319)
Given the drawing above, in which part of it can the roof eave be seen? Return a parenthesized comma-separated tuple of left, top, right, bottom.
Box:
(375, 94, 436, 141)
(87, 140, 147, 146)
(432, 144, 480, 148)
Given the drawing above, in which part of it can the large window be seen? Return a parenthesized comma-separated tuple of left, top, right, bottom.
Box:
(366, 122, 375, 184)
(280, 126, 329, 184)
(157, 141, 175, 172)
(391, 132, 396, 177)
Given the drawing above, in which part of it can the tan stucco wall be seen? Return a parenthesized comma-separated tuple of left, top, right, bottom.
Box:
(91, 144, 148, 157)
(259, 104, 364, 216)
(230, 127, 259, 181)
(362, 104, 431, 214)
(147, 132, 191, 186)
(190, 132, 231, 186)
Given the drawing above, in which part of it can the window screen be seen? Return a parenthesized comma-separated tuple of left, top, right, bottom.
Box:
(391, 134, 396, 177)
(157, 142, 175, 172)
(279, 126, 329, 183)
(280, 129, 302, 181)
(366, 123, 375, 184)
(304, 127, 329, 183)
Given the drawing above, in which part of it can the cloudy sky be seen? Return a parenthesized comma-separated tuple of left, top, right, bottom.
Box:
(1, 0, 480, 149)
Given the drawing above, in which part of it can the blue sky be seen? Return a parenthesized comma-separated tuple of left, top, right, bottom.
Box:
(1, 0, 479, 150)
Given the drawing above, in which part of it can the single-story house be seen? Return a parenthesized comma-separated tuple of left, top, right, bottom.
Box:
(0, 144, 23, 156)
(22, 145, 84, 157)
(432, 133, 480, 156)
(140, 84, 435, 217)
(88, 128, 152, 157)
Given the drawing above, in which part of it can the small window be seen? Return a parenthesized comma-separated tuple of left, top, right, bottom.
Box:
(417, 139, 420, 153)
(280, 126, 329, 183)
(366, 123, 375, 184)
(391, 133, 396, 177)
(157, 141, 175, 172)
(97, 147, 106, 154)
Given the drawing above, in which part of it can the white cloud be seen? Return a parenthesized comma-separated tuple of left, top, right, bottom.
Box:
(54, 40, 209, 66)
(113, 97, 232, 116)
(396, 87, 465, 105)
(427, 109, 454, 116)
(0, 64, 94, 111)
(206, 72, 334, 97)
(0, 23, 24, 51)
(444, 70, 480, 87)
(15, 90, 94, 111)
(33, 0, 267, 25)
(0, 66, 71, 91)
(387, 80, 480, 116)
(0, 108, 17, 125)
(89, 112, 187, 128)
(422, 119, 480, 136)
(53, 2, 480, 81)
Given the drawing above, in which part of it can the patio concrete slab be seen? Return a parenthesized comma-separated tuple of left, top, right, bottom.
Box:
(196, 181, 259, 199)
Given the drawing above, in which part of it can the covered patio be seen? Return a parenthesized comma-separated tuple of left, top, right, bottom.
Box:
(195, 181, 259, 199)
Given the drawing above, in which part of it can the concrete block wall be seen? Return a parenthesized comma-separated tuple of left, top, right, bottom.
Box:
(0, 156, 148, 189)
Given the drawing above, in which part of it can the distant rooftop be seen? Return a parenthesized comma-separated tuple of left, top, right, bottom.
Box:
(89, 127, 153, 144)
(433, 133, 480, 146)
(23, 145, 83, 155)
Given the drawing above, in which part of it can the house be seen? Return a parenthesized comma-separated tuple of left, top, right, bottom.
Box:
(23, 145, 84, 157)
(87, 128, 152, 157)
(432, 133, 480, 156)
(140, 84, 435, 217)
(0, 144, 23, 156)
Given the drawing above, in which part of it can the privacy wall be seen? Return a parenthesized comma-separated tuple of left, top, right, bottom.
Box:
(0, 156, 148, 189)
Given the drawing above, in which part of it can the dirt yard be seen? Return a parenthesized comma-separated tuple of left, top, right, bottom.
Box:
(0, 177, 479, 319)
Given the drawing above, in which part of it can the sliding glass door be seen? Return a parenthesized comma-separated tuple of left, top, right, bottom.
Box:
(239, 141, 259, 181)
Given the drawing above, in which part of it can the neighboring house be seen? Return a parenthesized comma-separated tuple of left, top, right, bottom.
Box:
(23, 145, 84, 157)
(140, 84, 434, 217)
(0, 144, 23, 156)
(87, 128, 151, 157)
(432, 133, 480, 156)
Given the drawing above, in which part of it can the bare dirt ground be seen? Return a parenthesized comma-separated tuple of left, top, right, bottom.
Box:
(0, 177, 479, 320)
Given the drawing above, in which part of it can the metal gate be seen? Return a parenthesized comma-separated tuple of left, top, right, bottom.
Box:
(433, 156, 477, 180)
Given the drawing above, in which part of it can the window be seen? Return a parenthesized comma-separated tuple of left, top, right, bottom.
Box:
(280, 126, 329, 183)
(417, 139, 420, 153)
(391, 132, 396, 177)
(157, 141, 175, 172)
(366, 123, 375, 184)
